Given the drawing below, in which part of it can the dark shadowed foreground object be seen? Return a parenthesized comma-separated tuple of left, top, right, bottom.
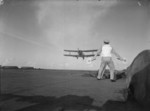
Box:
(126, 50, 150, 108)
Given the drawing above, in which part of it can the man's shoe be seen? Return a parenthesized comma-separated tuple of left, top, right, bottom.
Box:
(111, 79, 116, 82)
(97, 77, 102, 80)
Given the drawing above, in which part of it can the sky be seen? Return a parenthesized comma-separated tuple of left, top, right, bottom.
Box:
(0, 0, 150, 70)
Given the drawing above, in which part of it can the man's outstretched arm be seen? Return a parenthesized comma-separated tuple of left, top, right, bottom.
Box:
(91, 46, 102, 61)
(112, 48, 126, 61)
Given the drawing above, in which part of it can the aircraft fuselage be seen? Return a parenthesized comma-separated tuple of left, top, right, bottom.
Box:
(78, 50, 85, 59)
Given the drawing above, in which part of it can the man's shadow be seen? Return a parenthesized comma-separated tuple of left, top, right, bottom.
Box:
(1, 94, 101, 111)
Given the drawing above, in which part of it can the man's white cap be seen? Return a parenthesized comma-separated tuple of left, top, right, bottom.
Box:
(104, 39, 110, 44)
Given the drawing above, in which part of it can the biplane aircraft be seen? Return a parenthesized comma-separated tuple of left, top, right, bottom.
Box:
(64, 48, 99, 60)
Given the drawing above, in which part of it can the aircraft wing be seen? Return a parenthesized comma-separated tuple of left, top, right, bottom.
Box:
(64, 50, 78, 52)
(84, 54, 95, 57)
(80, 49, 98, 52)
(84, 54, 100, 57)
(64, 54, 79, 57)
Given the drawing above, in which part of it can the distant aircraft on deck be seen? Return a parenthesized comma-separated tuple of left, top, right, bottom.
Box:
(64, 48, 99, 60)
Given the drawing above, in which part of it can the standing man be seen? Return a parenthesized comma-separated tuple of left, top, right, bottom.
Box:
(91, 40, 126, 82)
